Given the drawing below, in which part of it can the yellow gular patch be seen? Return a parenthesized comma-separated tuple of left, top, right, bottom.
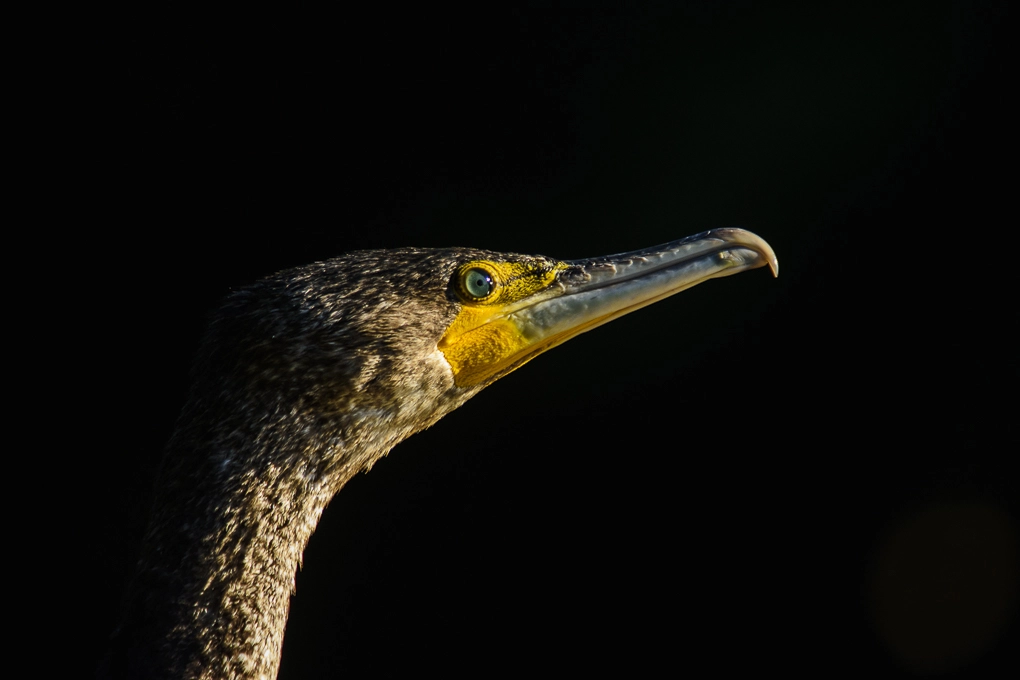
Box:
(440, 259, 565, 386)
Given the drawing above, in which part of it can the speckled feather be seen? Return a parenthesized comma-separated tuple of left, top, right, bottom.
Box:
(102, 247, 561, 680)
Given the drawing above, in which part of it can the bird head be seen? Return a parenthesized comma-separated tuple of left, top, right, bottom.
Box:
(178, 228, 776, 481)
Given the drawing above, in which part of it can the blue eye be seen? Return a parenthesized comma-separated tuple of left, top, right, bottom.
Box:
(462, 267, 495, 299)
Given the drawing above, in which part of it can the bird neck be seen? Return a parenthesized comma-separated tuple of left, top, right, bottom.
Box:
(102, 321, 472, 679)
(103, 410, 365, 680)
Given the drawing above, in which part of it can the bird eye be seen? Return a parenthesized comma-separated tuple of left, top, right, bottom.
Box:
(461, 267, 495, 300)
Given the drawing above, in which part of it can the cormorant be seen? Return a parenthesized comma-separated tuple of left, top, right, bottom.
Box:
(102, 228, 777, 679)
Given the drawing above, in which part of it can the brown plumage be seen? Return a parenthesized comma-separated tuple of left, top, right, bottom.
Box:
(101, 232, 777, 679)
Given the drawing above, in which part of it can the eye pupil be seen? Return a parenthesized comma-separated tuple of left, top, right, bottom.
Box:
(463, 268, 494, 299)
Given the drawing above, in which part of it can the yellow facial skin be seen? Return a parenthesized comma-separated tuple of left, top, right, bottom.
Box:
(437, 229, 779, 389)
(439, 259, 565, 387)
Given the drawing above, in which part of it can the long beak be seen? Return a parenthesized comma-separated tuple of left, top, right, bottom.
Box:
(443, 228, 777, 388)
(513, 227, 777, 349)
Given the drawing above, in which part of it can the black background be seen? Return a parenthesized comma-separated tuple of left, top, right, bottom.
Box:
(85, 3, 1016, 677)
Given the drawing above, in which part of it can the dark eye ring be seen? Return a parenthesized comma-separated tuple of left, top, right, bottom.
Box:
(461, 267, 495, 300)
